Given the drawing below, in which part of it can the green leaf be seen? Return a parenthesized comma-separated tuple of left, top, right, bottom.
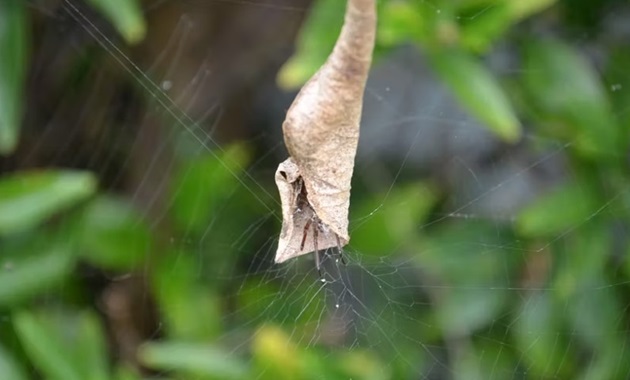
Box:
(516, 182, 599, 237)
(577, 341, 630, 380)
(0, 0, 28, 155)
(0, 170, 97, 235)
(378, 1, 424, 47)
(430, 49, 521, 142)
(417, 222, 517, 333)
(77, 196, 151, 270)
(451, 344, 483, 380)
(336, 350, 390, 380)
(171, 144, 250, 234)
(115, 366, 142, 380)
(624, 243, 630, 281)
(418, 222, 516, 286)
(452, 341, 515, 380)
(277, 0, 346, 89)
(553, 225, 610, 298)
(139, 342, 249, 379)
(605, 50, 630, 143)
(14, 310, 110, 380)
(507, 0, 557, 20)
(351, 182, 437, 256)
(512, 291, 574, 377)
(13, 311, 83, 380)
(86, 0, 146, 44)
(237, 276, 324, 325)
(459, 4, 512, 53)
(0, 343, 27, 380)
(456, 0, 556, 52)
(152, 253, 222, 340)
(252, 325, 303, 380)
(553, 229, 619, 350)
(435, 287, 506, 335)
(73, 312, 110, 380)
(522, 40, 620, 159)
(0, 247, 74, 306)
(566, 286, 620, 350)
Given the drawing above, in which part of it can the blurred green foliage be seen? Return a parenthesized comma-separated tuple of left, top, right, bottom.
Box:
(2, 0, 630, 379)
(85, 0, 147, 44)
(0, 0, 28, 154)
(0, 0, 146, 156)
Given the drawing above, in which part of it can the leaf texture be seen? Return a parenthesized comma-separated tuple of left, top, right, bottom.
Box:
(275, 0, 376, 263)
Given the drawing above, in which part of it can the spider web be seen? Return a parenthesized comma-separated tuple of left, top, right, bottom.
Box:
(17, 0, 630, 379)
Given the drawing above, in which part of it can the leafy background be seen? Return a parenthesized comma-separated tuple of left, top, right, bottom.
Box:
(2, 0, 630, 379)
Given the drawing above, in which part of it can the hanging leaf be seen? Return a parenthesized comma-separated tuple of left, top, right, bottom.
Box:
(275, 0, 377, 265)
(0, 0, 28, 154)
(430, 49, 521, 142)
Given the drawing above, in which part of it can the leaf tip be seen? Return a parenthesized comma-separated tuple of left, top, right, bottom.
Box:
(497, 118, 522, 143)
(277, 57, 311, 91)
(123, 22, 147, 45)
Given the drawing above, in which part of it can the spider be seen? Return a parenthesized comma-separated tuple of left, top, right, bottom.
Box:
(294, 177, 346, 276)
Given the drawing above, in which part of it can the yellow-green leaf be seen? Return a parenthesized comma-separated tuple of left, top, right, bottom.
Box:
(378, 1, 424, 47)
(252, 325, 304, 380)
(507, 0, 557, 20)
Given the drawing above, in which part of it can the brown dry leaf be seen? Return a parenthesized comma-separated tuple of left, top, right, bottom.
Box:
(275, 0, 376, 264)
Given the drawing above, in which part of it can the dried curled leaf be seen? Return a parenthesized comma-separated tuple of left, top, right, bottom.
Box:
(275, 0, 376, 264)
